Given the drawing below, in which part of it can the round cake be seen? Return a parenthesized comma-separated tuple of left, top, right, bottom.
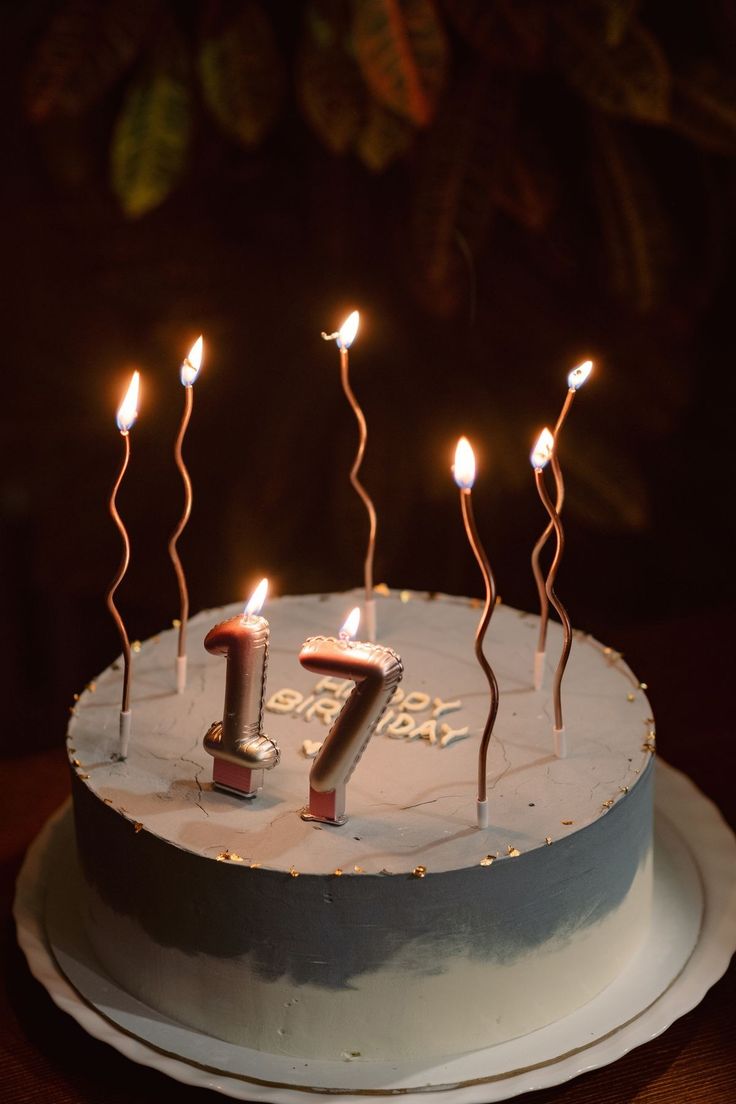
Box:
(66, 590, 654, 1062)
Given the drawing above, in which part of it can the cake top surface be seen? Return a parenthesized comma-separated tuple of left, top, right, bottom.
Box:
(67, 590, 654, 875)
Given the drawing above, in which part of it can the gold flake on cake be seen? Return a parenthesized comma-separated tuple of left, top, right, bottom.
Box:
(86, 681, 96, 692)
(103, 797, 113, 805)
(626, 692, 636, 702)
(400, 590, 411, 603)
(332, 868, 344, 876)
(217, 850, 244, 862)
(507, 846, 520, 857)
(250, 861, 262, 869)
(132, 641, 141, 653)
(78, 773, 89, 780)
(619, 786, 630, 794)
(73, 693, 80, 701)
(561, 819, 573, 825)
(72, 759, 81, 767)
(642, 740, 656, 753)
(601, 799, 614, 809)
(289, 867, 300, 877)
(134, 822, 143, 833)
(353, 865, 364, 874)
(172, 619, 181, 628)
(479, 855, 495, 866)
(545, 836, 552, 845)
(375, 583, 390, 596)
(412, 865, 427, 878)
(639, 682, 648, 690)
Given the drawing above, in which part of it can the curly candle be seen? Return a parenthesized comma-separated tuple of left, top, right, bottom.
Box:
(106, 370, 140, 760)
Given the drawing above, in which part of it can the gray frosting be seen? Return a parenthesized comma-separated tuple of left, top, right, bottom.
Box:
(72, 754, 652, 989)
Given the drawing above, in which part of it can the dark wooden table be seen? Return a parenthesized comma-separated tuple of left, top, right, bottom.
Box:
(1, 610, 734, 1102)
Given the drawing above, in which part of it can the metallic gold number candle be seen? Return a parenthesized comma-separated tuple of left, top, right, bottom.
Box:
(203, 578, 280, 798)
(299, 606, 403, 826)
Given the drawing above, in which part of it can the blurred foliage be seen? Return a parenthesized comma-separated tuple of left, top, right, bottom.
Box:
(21, 0, 736, 317)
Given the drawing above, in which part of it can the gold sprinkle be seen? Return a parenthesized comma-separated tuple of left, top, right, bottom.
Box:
(172, 619, 181, 628)
(72, 758, 81, 767)
(374, 583, 390, 596)
(229, 853, 244, 863)
(619, 786, 630, 794)
(78, 773, 89, 780)
(400, 590, 411, 603)
(132, 640, 142, 653)
(469, 597, 482, 609)
(250, 862, 262, 869)
(412, 865, 427, 878)
(601, 799, 614, 809)
(73, 693, 80, 701)
(479, 855, 495, 867)
(545, 836, 552, 845)
(507, 846, 520, 857)
(289, 867, 300, 878)
(86, 681, 96, 693)
(495, 594, 503, 605)
(639, 682, 648, 690)
(642, 741, 656, 753)
(134, 822, 143, 833)
(626, 692, 636, 702)
(216, 851, 229, 862)
(648, 729, 656, 738)
(561, 819, 573, 826)
(333, 868, 343, 877)
(103, 798, 113, 805)
(353, 865, 364, 874)
(645, 716, 654, 725)
(603, 646, 612, 655)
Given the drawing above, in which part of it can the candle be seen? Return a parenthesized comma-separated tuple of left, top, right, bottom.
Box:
(168, 335, 203, 694)
(299, 606, 403, 825)
(531, 360, 592, 689)
(321, 310, 378, 641)
(203, 578, 280, 798)
(531, 428, 571, 757)
(453, 437, 499, 829)
(106, 370, 140, 760)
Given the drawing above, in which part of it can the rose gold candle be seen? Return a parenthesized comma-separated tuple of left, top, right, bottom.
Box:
(299, 606, 403, 825)
(203, 578, 280, 797)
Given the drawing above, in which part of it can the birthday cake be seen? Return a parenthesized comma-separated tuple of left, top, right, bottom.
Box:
(66, 589, 654, 1062)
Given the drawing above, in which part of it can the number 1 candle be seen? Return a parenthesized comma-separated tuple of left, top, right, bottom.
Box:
(203, 578, 281, 798)
(299, 606, 403, 826)
(106, 370, 140, 760)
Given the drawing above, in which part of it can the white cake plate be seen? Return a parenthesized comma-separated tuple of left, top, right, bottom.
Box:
(14, 760, 736, 1103)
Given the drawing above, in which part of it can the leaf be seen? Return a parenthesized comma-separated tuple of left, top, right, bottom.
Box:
(25, 0, 155, 122)
(590, 116, 672, 311)
(352, 0, 449, 127)
(441, 0, 548, 71)
(356, 101, 415, 170)
(110, 51, 191, 218)
(198, 3, 284, 147)
(671, 61, 736, 155)
(554, 4, 669, 124)
(492, 146, 556, 230)
(411, 71, 516, 315)
(297, 2, 366, 154)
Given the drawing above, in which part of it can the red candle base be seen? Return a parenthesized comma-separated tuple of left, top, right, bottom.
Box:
(300, 784, 347, 826)
(212, 758, 264, 799)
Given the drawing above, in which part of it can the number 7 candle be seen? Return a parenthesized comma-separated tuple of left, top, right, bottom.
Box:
(299, 606, 403, 826)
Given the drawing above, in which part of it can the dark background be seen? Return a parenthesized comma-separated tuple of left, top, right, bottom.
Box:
(0, 0, 733, 775)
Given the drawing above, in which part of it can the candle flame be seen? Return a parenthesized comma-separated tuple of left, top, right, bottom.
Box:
(531, 428, 554, 469)
(116, 371, 140, 433)
(567, 359, 593, 391)
(453, 436, 476, 490)
(339, 606, 361, 640)
(336, 310, 360, 350)
(181, 335, 203, 386)
(243, 577, 268, 620)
